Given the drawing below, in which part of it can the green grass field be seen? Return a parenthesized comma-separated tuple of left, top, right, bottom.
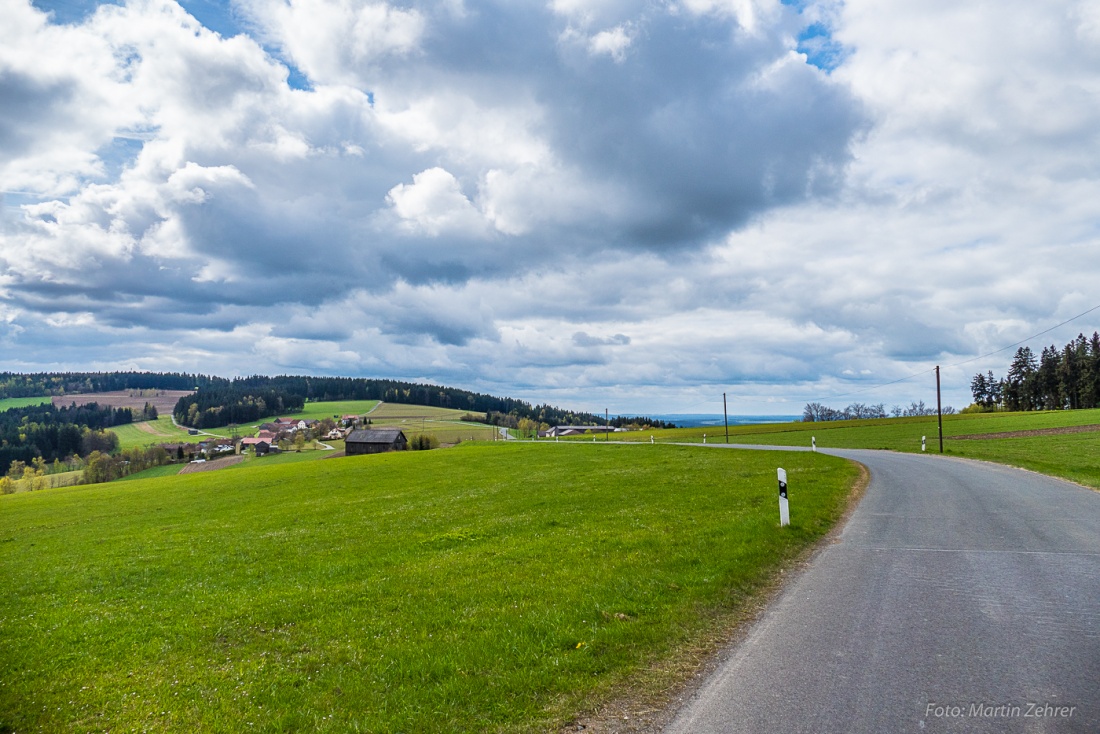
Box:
(109, 416, 197, 449)
(363, 403, 498, 444)
(0, 396, 52, 411)
(0, 443, 856, 733)
(115, 464, 184, 482)
(288, 399, 380, 421)
(603, 408, 1100, 490)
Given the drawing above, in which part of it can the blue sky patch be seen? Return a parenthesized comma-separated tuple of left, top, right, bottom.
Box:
(797, 22, 847, 72)
(31, 0, 119, 24)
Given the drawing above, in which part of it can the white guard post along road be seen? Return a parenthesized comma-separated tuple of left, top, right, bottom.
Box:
(664, 447, 1099, 734)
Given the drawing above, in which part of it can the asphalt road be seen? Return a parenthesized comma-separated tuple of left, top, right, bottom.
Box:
(663, 448, 1100, 733)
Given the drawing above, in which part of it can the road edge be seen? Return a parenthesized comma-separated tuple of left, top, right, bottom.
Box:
(559, 458, 872, 734)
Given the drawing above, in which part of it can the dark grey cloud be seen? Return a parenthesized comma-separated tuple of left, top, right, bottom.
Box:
(573, 331, 630, 347)
(369, 2, 865, 251)
(0, 71, 76, 161)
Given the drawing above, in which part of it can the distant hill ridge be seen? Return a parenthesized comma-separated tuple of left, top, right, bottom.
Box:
(0, 371, 671, 432)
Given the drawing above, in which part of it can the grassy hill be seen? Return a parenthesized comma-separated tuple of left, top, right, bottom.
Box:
(0, 442, 856, 733)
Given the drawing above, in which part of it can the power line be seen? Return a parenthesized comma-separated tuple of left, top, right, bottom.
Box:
(711, 301, 1100, 408)
(945, 301, 1100, 370)
(809, 303, 1100, 407)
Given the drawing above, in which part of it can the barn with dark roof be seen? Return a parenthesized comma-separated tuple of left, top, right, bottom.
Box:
(345, 428, 408, 455)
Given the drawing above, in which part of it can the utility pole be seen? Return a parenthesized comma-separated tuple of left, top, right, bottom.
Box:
(605, 408, 609, 441)
(936, 366, 944, 453)
(723, 392, 730, 444)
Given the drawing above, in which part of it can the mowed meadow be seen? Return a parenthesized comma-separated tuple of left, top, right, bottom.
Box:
(0, 442, 857, 733)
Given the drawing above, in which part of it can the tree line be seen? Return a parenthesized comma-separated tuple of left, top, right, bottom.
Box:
(463, 410, 674, 431)
(1, 371, 663, 432)
(172, 375, 669, 430)
(0, 402, 132, 478)
(173, 387, 306, 429)
(802, 400, 956, 423)
(971, 332, 1100, 411)
(0, 371, 222, 399)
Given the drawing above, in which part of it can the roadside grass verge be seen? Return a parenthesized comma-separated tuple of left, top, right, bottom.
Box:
(0, 442, 856, 733)
(604, 409, 1100, 489)
(942, 431, 1100, 489)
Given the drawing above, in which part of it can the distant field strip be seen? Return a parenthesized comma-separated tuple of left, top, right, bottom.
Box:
(952, 423, 1100, 439)
(0, 396, 52, 411)
(365, 402, 472, 420)
(605, 408, 1100, 490)
(0, 443, 857, 733)
(109, 417, 193, 449)
(289, 400, 380, 421)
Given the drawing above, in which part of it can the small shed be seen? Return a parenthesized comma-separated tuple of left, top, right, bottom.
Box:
(346, 428, 408, 455)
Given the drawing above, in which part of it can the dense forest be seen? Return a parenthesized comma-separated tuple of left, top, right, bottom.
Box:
(0, 371, 222, 399)
(0, 402, 132, 476)
(173, 386, 306, 429)
(971, 332, 1100, 411)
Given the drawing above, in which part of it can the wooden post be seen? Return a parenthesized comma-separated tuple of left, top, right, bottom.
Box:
(936, 366, 944, 454)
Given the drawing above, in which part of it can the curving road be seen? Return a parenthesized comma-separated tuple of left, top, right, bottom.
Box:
(664, 448, 1100, 733)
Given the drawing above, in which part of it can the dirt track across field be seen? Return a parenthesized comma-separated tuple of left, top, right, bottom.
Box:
(952, 423, 1100, 440)
(51, 390, 193, 415)
(178, 456, 244, 474)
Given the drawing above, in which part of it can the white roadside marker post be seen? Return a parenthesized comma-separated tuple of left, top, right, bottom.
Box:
(703, 433, 707, 444)
(778, 468, 790, 527)
(922, 436, 926, 452)
(811, 436, 816, 452)
(650, 435, 654, 444)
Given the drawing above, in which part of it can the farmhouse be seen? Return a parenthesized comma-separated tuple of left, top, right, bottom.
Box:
(346, 428, 408, 455)
(240, 437, 274, 455)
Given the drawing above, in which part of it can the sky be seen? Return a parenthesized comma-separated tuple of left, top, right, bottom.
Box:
(1, 0, 1098, 416)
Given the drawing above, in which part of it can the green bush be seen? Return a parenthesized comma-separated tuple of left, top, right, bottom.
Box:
(409, 433, 439, 450)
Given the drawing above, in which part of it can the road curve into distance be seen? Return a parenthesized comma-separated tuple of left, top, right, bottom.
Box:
(664, 447, 1099, 734)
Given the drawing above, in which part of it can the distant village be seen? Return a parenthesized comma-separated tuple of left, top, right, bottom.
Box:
(163, 416, 630, 463)
(163, 414, 406, 462)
